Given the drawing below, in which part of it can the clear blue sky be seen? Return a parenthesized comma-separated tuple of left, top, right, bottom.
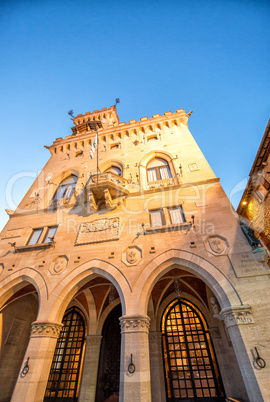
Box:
(0, 0, 269, 231)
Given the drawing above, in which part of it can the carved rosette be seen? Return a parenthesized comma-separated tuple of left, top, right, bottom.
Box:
(119, 315, 150, 334)
(220, 306, 254, 328)
(85, 335, 102, 346)
(31, 321, 63, 338)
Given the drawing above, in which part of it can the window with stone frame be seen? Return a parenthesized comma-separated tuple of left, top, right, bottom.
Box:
(53, 175, 78, 200)
(149, 209, 165, 227)
(147, 158, 172, 182)
(27, 226, 57, 245)
(149, 206, 186, 228)
(168, 206, 186, 224)
(104, 166, 122, 176)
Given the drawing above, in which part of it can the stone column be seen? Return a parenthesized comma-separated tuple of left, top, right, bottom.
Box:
(149, 331, 166, 402)
(119, 315, 151, 402)
(78, 335, 102, 402)
(220, 306, 264, 402)
(11, 321, 63, 402)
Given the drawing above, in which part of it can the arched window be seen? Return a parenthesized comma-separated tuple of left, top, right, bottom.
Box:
(161, 299, 224, 400)
(147, 158, 172, 182)
(104, 166, 122, 176)
(44, 307, 86, 401)
(53, 175, 77, 200)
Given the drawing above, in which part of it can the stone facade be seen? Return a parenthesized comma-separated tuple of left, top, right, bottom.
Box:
(0, 106, 269, 402)
(238, 119, 270, 253)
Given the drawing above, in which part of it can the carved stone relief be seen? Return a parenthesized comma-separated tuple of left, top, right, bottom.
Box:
(49, 255, 69, 275)
(210, 296, 221, 319)
(122, 245, 142, 266)
(147, 178, 174, 190)
(85, 335, 103, 346)
(188, 163, 199, 171)
(220, 306, 254, 328)
(205, 235, 229, 256)
(119, 315, 150, 334)
(75, 217, 120, 245)
(31, 321, 63, 338)
(1, 228, 25, 239)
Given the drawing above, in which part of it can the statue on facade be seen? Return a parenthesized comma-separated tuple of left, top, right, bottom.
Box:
(240, 220, 261, 248)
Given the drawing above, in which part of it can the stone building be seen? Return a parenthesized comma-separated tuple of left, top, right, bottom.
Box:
(0, 106, 269, 402)
(237, 119, 270, 252)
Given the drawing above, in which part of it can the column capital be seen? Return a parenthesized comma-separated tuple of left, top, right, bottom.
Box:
(30, 321, 63, 338)
(220, 305, 254, 328)
(119, 315, 150, 334)
(85, 334, 102, 346)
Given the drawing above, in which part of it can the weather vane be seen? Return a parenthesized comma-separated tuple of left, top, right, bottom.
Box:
(115, 98, 120, 105)
(68, 110, 74, 118)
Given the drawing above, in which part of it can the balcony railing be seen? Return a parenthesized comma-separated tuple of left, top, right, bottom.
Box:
(147, 177, 176, 190)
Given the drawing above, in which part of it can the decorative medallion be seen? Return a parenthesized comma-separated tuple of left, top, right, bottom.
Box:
(75, 217, 120, 245)
(49, 255, 69, 275)
(122, 245, 142, 266)
(205, 235, 229, 256)
(188, 163, 199, 171)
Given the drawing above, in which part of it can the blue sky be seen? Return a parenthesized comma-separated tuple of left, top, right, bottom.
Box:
(0, 0, 269, 231)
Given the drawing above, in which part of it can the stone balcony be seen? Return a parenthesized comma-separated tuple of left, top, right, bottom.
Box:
(85, 173, 129, 211)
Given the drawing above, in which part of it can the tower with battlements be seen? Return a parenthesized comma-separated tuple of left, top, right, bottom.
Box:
(0, 106, 269, 402)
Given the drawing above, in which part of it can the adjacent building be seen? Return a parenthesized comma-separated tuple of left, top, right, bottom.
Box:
(0, 106, 269, 402)
(237, 119, 270, 253)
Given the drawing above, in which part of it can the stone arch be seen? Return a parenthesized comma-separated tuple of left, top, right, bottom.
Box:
(134, 249, 243, 315)
(156, 291, 214, 334)
(0, 270, 41, 402)
(44, 259, 130, 323)
(99, 160, 125, 176)
(0, 267, 46, 311)
(139, 150, 178, 188)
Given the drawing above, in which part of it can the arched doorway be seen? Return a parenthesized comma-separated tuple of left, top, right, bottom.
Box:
(95, 304, 122, 402)
(162, 298, 224, 402)
(0, 284, 38, 401)
(44, 307, 86, 402)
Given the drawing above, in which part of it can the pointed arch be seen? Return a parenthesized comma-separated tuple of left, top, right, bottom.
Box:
(43, 259, 130, 323)
(0, 267, 47, 311)
(133, 249, 243, 315)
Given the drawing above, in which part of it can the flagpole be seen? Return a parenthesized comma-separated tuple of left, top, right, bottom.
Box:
(97, 126, 99, 184)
